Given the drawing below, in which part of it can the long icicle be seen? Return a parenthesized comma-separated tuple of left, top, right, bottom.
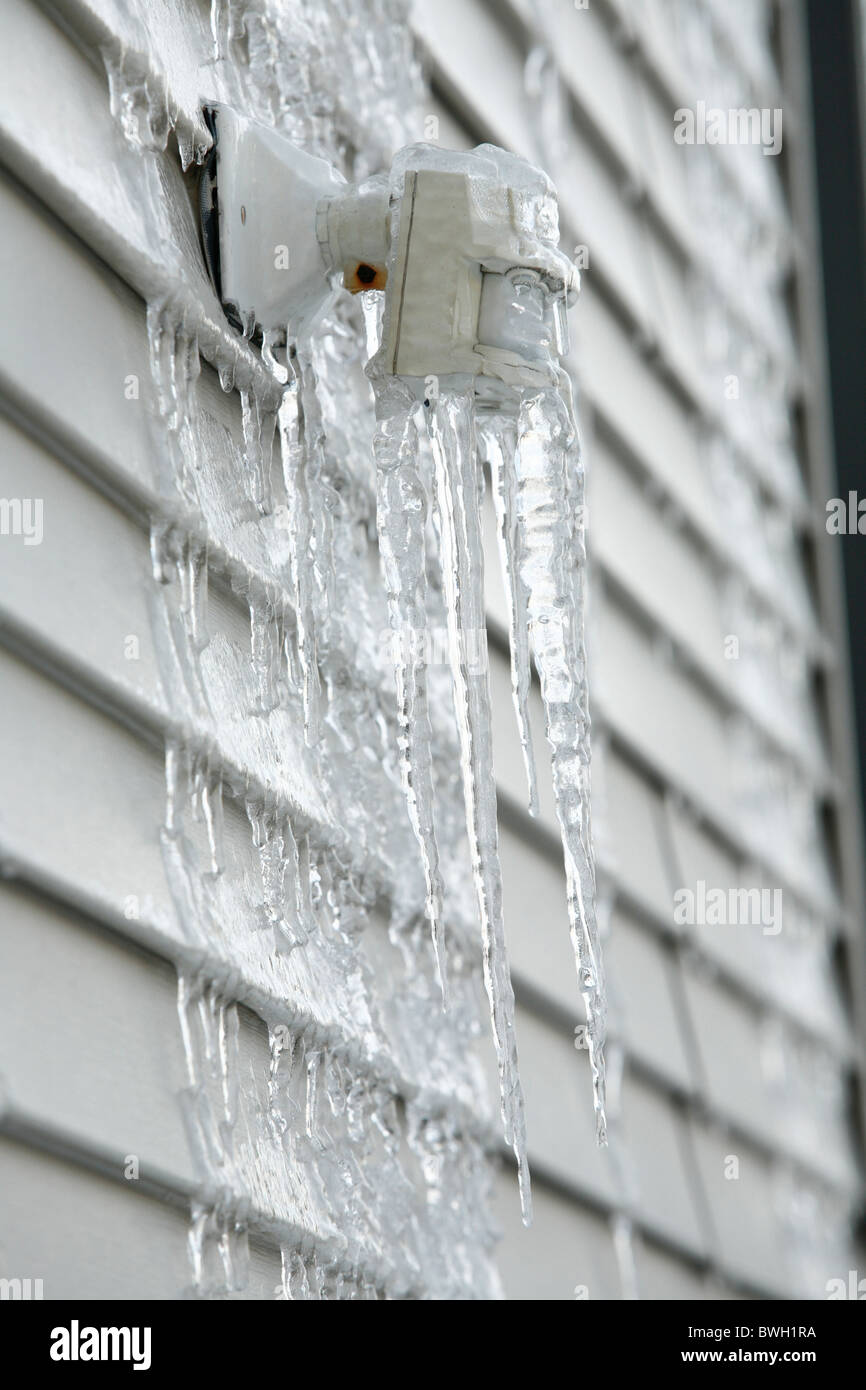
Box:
(426, 384, 531, 1222)
(481, 419, 540, 818)
(513, 371, 606, 1142)
(373, 377, 448, 1003)
(281, 346, 322, 744)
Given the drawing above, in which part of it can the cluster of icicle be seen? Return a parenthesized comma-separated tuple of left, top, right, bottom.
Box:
(371, 354, 606, 1224)
(97, 0, 603, 1281)
(110, 92, 502, 1296)
(143, 288, 502, 1298)
(100, 0, 421, 179)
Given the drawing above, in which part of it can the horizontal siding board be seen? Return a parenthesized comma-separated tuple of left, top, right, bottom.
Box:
(498, 822, 582, 1021)
(596, 625, 840, 919)
(602, 753, 677, 921)
(505, 0, 799, 380)
(689, 1120, 854, 1297)
(618, 1074, 707, 1256)
(0, 886, 197, 1190)
(666, 805, 851, 1051)
(681, 969, 860, 1192)
(588, 438, 826, 774)
(0, 1137, 294, 1300)
(485, 1008, 706, 1255)
(604, 907, 694, 1093)
(492, 1168, 622, 1300)
(0, 0, 279, 426)
(0, 172, 159, 507)
(0, 1138, 195, 1301)
(0, 413, 164, 711)
(0, 648, 492, 1134)
(419, 0, 803, 516)
(504, 1008, 617, 1205)
(632, 1237, 725, 1301)
(589, 435, 725, 676)
(0, 882, 494, 1294)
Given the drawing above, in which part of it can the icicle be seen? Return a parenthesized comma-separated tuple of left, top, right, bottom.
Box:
(305, 1048, 322, 1141)
(480, 419, 540, 817)
(185, 537, 209, 653)
(150, 523, 211, 714)
(249, 593, 283, 714)
(278, 1246, 310, 1301)
(280, 356, 322, 744)
(176, 974, 229, 1180)
(282, 817, 312, 951)
(187, 1202, 209, 1294)
(164, 739, 183, 839)
(372, 376, 448, 1002)
(218, 360, 236, 394)
(149, 517, 173, 585)
(146, 299, 202, 504)
(293, 343, 339, 644)
(187, 1198, 249, 1297)
(210, 0, 230, 63)
(176, 972, 200, 1089)
(101, 42, 171, 154)
(361, 289, 384, 358)
(512, 373, 606, 1142)
(240, 386, 276, 515)
(262, 330, 289, 384)
(325, 1053, 348, 1117)
(345, 1076, 368, 1146)
(216, 997, 240, 1142)
(267, 1023, 297, 1139)
(426, 385, 532, 1223)
(200, 763, 223, 876)
(612, 1214, 640, 1301)
(523, 2, 571, 180)
(217, 1203, 250, 1293)
(246, 801, 310, 952)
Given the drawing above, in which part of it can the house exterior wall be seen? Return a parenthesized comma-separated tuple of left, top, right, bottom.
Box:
(0, 0, 862, 1300)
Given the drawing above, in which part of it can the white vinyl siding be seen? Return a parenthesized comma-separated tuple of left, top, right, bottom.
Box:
(0, 0, 863, 1301)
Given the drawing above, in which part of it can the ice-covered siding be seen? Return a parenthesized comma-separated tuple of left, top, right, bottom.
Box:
(0, 0, 503, 1301)
(0, 0, 863, 1301)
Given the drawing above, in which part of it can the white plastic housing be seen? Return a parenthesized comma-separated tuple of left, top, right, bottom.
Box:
(376, 145, 578, 385)
(201, 114, 577, 384)
(204, 105, 347, 333)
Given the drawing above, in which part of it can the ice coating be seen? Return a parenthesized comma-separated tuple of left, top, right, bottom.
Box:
(513, 377, 606, 1140)
(481, 417, 540, 817)
(88, 0, 506, 1299)
(368, 140, 604, 1184)
(426, 385, 532, 1221)
(426, 365, 608, 1146)
(89, 0, 603, 1291)
(281, 349, 323, 745)
(370, 346, 604, 1213)
(373, 377, 449, 1001)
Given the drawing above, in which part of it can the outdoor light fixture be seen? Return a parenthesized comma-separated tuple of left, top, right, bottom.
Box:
(198, 105, 578, 392)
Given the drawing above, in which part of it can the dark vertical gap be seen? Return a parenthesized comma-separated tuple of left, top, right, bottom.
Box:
(805, 0, 866, 830)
